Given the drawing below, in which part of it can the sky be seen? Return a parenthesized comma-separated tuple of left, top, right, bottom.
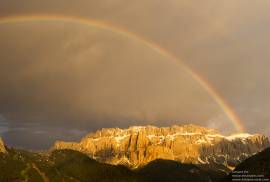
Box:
(0, 0, 270, 150)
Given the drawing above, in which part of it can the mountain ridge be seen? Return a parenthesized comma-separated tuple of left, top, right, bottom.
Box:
(0, 148, 227, 182)
(0, 125, 269, 181)
(53, 124, 270, 170)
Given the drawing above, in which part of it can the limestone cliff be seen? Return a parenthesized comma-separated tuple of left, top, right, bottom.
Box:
(53, 125, 270, 169)
(0, 138, 6, 153)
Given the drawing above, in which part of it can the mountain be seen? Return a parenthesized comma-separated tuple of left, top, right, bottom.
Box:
(0, 148, 139, 182)
(53, 124, 270, 170)
(0, 125, 269, 182)
(136, 159, 224, 182)
(0, 144, 267, 182)
(0, 147, 224, 182)
(0, 138, 6, 153)
(224, 147, 270, 181)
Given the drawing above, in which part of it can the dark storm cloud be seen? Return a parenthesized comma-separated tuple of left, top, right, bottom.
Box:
(0, 22, 219, 131)
(0, 0, 270, 149)
(2, 123, 88, 150)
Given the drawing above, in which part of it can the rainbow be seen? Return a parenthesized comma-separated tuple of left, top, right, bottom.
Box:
(0, 14, 246, 133)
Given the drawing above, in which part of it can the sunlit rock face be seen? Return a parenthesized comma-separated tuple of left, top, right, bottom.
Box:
(53, 124, 270, 168)
(0, 138, 7, 153)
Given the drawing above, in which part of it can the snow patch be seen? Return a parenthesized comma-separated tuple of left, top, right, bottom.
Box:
(198, 157, 207, 164)
(226, 133, 251, 141)
(196, 139, 208, 144)
(115, 135, 129, 142)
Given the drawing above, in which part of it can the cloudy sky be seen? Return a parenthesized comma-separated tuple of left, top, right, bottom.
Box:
(0, 0, 269, 150)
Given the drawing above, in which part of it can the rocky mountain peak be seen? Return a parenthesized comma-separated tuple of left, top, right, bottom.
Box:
(53, 124, 270, 169)
(0, 138, 7, 153)
(82, 124, 218, 139)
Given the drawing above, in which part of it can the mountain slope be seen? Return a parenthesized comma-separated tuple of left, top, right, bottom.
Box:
(0, 147, 226, 182)
(53, 124, 270, 170)
(224, 147, 270, 181)
(51, 149, 138, 182)
(0, 148, 139, 182)
(0, 149, 46, 182)
(0, 138, 269, 182)
(136, 159, 224, 182)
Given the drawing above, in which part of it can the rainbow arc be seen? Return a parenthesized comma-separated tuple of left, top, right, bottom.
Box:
(0, 14, 246, 133)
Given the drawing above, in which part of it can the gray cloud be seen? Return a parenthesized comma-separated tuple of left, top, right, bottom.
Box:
(0, 0, 269, 149)
(0, 22, 221, 149)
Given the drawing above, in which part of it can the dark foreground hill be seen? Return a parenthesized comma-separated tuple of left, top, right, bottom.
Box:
(224, 147, 270, 181)
(136, 159, 225, 182)
(0, 148, 225, 182)
(0, 149, 138, 182)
